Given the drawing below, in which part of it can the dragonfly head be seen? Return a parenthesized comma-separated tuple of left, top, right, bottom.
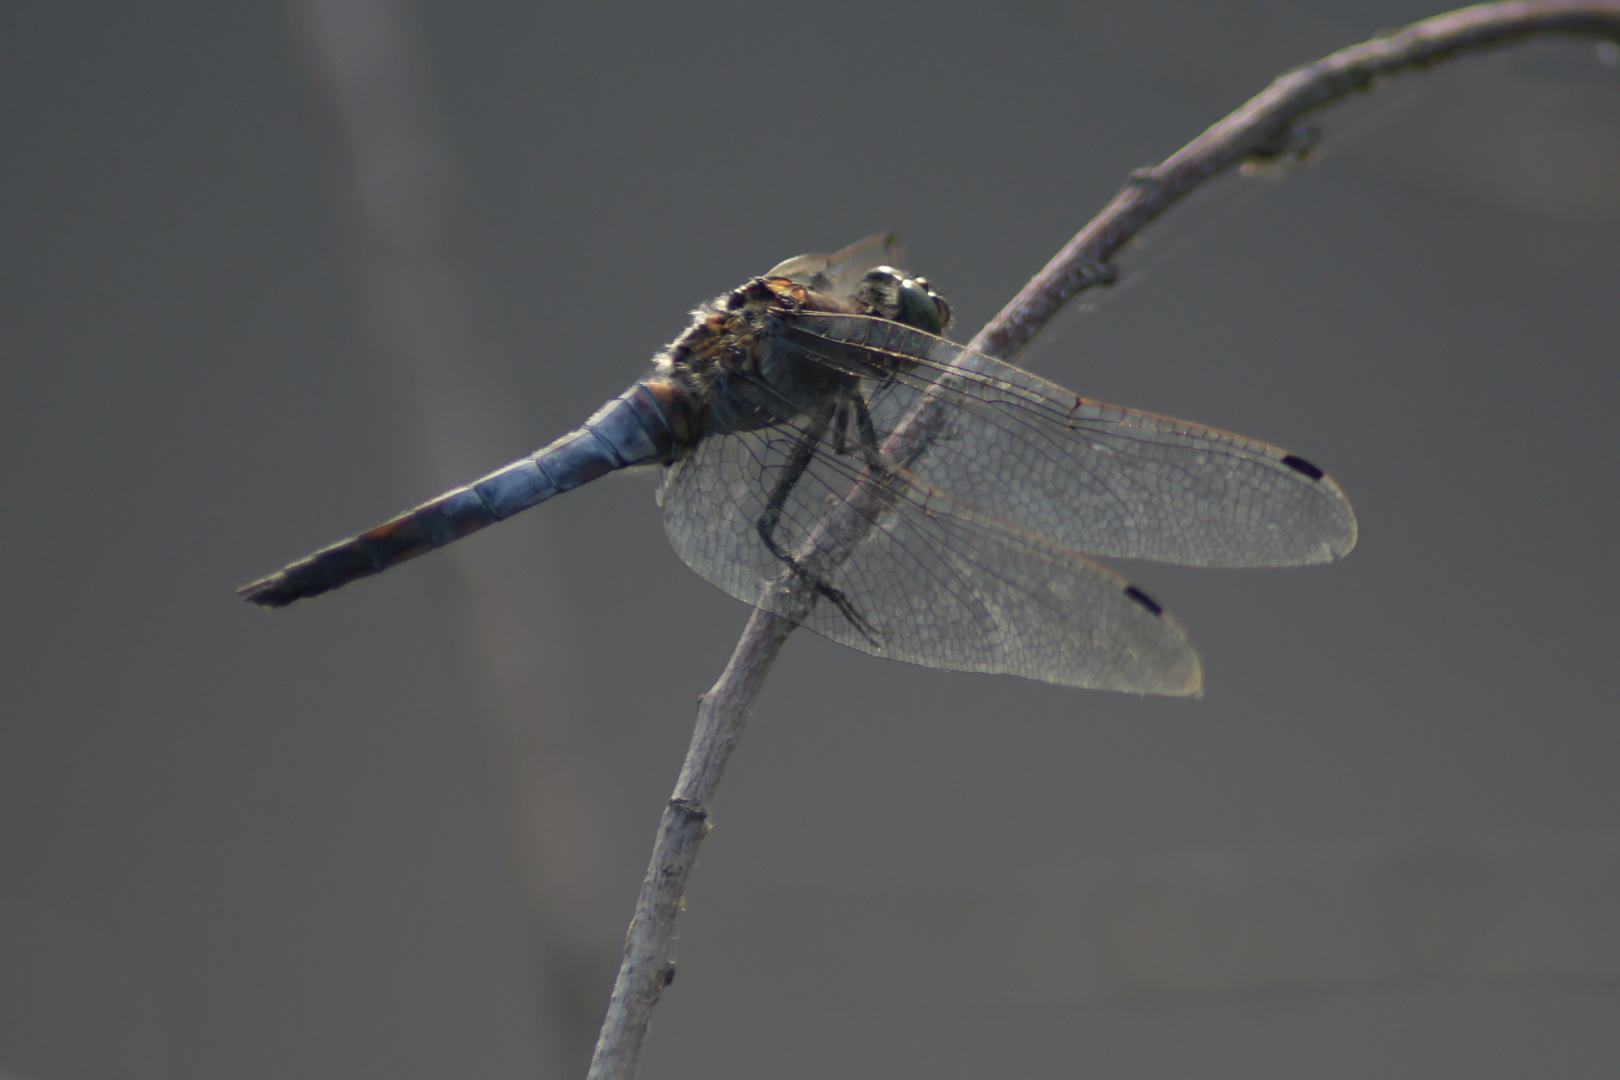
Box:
(856, 267, 952, 335)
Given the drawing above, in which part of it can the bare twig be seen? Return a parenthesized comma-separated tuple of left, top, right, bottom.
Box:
(973, 0, 1620, 361)
(586, 4, 1620, 1077)
(584, 608, 795, 1080)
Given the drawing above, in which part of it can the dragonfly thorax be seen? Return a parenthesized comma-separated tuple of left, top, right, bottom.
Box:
(656, 277, 869, 437)
(656, 270, 948, 406)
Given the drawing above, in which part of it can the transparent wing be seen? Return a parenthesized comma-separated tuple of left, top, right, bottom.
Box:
(763, 232, 903, 298)
(775, 311, 1359, 567)
(659, 403, 1201, 694)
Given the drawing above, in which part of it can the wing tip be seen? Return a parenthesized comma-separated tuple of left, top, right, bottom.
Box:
(1102, 653, 1203, 697)
(1312, 501, 1359, 563)
(1112, 582, 1204, 697)
(1333, 518, 1359, 559)
(1151, 641, 1204, 699)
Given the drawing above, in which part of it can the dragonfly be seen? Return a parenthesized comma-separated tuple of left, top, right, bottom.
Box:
(240, 234, 1356, 694)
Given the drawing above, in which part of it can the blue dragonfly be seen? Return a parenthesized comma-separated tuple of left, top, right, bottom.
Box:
(240, 235, 1356, 694)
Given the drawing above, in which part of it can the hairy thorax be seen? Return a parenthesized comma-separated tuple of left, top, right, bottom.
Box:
(649, 278, 863, 449)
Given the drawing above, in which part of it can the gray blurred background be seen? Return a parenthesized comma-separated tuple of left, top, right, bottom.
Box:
(3, 1, 1618, 1078)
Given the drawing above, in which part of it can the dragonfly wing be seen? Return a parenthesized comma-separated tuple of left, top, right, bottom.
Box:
(660, 411, 1201, 694)
(763, 232, 903, 298)
(789, 312, 1358, 567)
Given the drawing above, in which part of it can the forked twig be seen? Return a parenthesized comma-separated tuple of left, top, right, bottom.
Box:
(586, 4, 1620, 1077)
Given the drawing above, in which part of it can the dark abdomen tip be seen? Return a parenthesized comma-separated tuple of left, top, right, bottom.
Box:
(238, 542, 380, 608)
(238, 574, 299, 608)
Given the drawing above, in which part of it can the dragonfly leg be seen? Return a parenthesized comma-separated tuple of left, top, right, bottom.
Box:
(848, 391, 885, 471)
(849, 387, 949, 475)
(754, 402, 882, 644)
(830, 400, 852, 457)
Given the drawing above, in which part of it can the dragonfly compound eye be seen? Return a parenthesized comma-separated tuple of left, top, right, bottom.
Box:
(858, 267, 951, 335)
(905, 277, 950, 334)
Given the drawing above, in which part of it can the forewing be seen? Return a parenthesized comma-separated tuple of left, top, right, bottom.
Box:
(659, 408, 1201, 694)
(787, 312, 1358, 567)
(763, 232, 903, 298)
